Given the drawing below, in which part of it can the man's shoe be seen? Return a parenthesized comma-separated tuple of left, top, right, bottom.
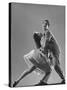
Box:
(61, 79, 65, 84)
(35, 81, 48, 86)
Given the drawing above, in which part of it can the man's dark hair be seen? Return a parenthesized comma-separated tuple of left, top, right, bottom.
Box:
(44, 20, 50, 27)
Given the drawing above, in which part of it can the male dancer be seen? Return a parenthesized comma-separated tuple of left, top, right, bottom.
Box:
(35, 20, 65, 85)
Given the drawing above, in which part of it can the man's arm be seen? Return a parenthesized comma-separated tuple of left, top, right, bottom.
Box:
(49, 35, 60, 57)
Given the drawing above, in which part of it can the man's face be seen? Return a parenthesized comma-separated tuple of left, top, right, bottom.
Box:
(42, 21, 49, 31)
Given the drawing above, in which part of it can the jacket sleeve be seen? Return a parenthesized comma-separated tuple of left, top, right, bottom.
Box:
(49, 36, 60, 56)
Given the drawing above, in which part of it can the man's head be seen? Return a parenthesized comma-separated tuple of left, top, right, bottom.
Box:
(42, 20, 50, 31)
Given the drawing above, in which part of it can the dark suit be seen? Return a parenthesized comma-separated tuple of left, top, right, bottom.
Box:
(41, 30, 65, 82)
(33, 30, 65, 83)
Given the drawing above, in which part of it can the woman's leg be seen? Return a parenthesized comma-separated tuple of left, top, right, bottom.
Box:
(13, 66, 36, 87)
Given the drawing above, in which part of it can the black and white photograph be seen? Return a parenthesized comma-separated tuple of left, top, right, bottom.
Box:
(9, 3, 65, 87)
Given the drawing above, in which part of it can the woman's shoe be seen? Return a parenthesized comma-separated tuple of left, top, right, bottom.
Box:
(13, 80, 19, 87)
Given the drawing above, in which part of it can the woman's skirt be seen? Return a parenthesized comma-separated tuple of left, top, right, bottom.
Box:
(24, 49, 51, 75)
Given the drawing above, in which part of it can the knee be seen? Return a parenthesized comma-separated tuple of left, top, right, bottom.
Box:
(54, 64, 60, 72)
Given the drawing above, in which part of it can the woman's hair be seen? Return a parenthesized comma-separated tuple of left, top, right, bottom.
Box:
(33, 32, 42, 49)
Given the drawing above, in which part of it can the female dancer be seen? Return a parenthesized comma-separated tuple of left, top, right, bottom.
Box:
(13, 21, 51, 87)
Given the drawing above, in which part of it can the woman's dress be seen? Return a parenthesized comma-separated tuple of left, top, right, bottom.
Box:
(24, 49, 51, 75)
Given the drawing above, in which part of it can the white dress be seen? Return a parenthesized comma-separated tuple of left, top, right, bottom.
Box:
(24, 49, 51, 75)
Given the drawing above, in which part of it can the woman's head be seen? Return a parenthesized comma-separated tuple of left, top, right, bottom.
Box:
(33, 32, 42, 49)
